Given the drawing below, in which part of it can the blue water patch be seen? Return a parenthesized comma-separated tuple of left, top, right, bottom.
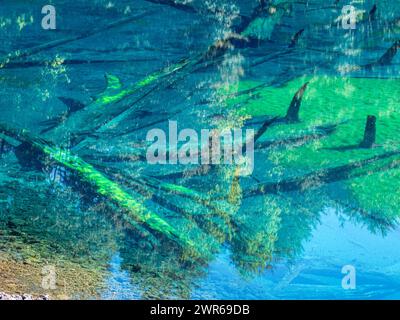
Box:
(101, 253, 141, 300)
(192, 209, 400, 300)
(0, 0, 400, 300)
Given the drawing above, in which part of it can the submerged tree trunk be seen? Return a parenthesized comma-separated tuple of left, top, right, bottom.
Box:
(359, 115, 376, 148)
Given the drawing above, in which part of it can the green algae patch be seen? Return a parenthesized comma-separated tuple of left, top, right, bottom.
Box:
(93, 65, 179, 108)
(345, 158, 400, 220)
(227, 76, 400, 218)
(93, 60, 190, 109)
(104, 74, 122, 91)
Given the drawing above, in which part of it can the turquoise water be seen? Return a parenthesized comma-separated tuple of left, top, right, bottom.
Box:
(0, 0, 400, 300)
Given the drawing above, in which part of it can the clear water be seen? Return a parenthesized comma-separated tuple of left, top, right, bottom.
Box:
(0, 0, 399, 300)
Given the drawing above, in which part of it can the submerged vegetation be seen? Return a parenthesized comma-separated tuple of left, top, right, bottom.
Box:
(0, 0, 400, 299)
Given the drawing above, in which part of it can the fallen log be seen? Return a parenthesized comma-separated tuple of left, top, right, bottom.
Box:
(0, 122, 199, 254)
(243, 150, 400, 198)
